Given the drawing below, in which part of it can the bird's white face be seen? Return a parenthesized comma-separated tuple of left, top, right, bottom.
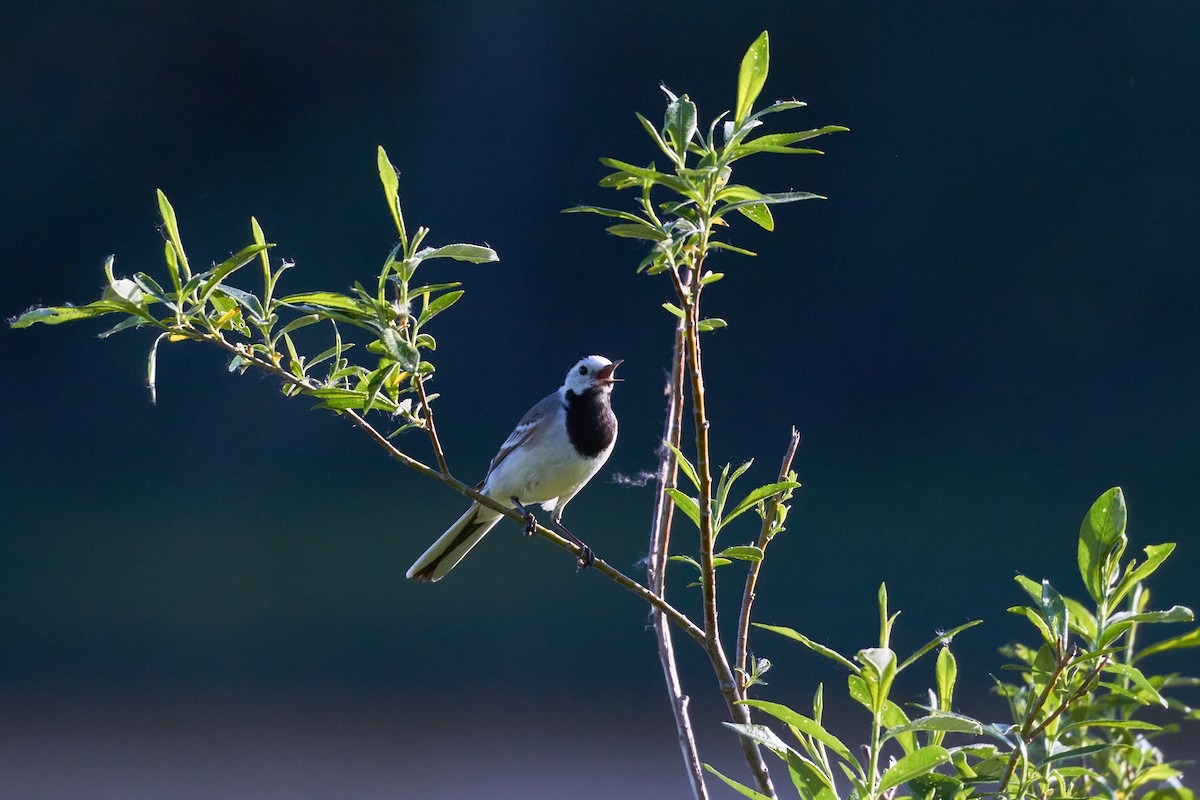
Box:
(563, 355, 622, 395)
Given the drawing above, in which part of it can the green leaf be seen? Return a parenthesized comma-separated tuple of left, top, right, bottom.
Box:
(598, 157, 694, 196)
(147, 331, 170, 405)
(742, 127, 850, 148)
(1135, 625, 1200, 663)
(662, 302, 686, 319)
(936, 646, 957, 711)
(878, 746, 951, 794)
(634, 111, 675, 161)
(716, 545, 764, 562)
(306, 386, 397, 412)
(1078, 487, 1127, 603)
(697, 318, 727, 332)
(281, 292, 376, 316)
(754, 624, 860, 673)
(665, 488, 701, 528)
(1111, 543, 1177, 607)
(1036, 743, 1111, 767)
(746, 100, 809, 122)
(664, 93, 698, 159)
(906, 773, 966, 800)
(716, 191, 826, 218)
(736, 202, 774, 231)
(606, 223, 668, 241)
(1103, 661, 1167, 706)
(156, 189, 192, 279)
(1009, 605, 1056, 647)
(1100, 605, 1195, 649)
(377, 145, 405, 241)
(786, 751, 838, 800)
(704, 765, 772, 800)
(10, 300, 130, 328)
(1143, 788, 1196, 800)
(856, 647, 898, 711)
(735, 31, 770, 125)
(717, 184, 768, 203)
(664, 442, 700, 489)
(363, 362, 399, 414)
(740, 700, 855, 765)
(897, 620, 982, 672)
(884, 714, 982, 742)
(1058, 718, 1162, 735)
(378, 329, 419, 373)
(417, 243, 499, 263)
(562, 205, 649, 224)
(723, 722, 790, 756)
(419, 290, 464, 325)
(1040, 579, 1070, 648)
(723, 481, 801, 528)
(668, 554, 701, 571)
(198, 244, 272, 304)
(710, 240, 757, 257)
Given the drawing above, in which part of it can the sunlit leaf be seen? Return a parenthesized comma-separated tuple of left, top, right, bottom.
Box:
(878, 747, 951, 793)
(754, 624, 859, 673)
(1078, 487, 1127, 603)
(740, 699, 855, 764)
(377, 145, 405, 241)
(416, 243, 499, 263)
(704, 764, 772, 800)
(735, 31, 770, 124)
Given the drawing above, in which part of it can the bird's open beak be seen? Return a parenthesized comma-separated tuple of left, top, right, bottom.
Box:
(597, 359, 624, 384)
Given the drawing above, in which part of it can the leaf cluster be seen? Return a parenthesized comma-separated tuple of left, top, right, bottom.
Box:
(715, 488, 1196, 800)
(566, 30, 846, 283)
(12, 146, 497, 430)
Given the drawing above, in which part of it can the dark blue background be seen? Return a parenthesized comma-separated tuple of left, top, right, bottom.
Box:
(2, 3, 1197, 797)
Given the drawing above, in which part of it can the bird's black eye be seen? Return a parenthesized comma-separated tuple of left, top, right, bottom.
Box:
(578, 365, 588, 376)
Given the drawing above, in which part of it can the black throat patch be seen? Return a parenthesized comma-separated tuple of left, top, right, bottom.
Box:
(564, 388, 617, 458)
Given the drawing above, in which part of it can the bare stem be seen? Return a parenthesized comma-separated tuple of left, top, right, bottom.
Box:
(647, 280, 708, 800)
(735, 427, 801, 695)
(415, 375, 449, 475)
(675, 264, 777, 799)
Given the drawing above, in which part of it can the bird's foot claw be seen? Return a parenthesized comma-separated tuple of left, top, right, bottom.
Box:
(511, 497, 537, 537)
(576, 546, 595, 571)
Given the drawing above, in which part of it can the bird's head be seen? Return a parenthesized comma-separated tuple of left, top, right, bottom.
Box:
(563, 355, 623, 396)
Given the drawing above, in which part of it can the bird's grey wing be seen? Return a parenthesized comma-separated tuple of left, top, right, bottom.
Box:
(485, 391, 560, 476)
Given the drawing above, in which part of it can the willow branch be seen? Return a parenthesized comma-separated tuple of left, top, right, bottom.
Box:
(648, 271, 708, 800)
(415, 375, 449, 475)
(674, 263, 777, 800)
(735, 427, 801, 694)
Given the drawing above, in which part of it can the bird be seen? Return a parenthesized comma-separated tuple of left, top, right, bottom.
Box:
(406, 355, 622, 582)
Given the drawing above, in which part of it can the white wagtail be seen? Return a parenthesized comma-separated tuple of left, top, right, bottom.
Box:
(406, 355, 622, 582)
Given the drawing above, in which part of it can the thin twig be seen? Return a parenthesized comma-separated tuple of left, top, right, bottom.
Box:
(647, 277, 708, 800)
(735, 427, 801, 695)
(415, 375, 449, 475)
(996, 649, 1110, 793)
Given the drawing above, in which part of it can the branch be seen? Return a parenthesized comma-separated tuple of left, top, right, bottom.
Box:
(735, 427, 801, 695)
(415, 375, 449, 475)
(647, 273, 708, 800)
(674, 264, 778, 799)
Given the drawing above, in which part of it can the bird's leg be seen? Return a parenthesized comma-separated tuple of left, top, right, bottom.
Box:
(511, 497, 538, 537)
(550, 514, 596, 571)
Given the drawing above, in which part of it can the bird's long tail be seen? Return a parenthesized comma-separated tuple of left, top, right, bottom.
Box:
(406, 504, 502, 582)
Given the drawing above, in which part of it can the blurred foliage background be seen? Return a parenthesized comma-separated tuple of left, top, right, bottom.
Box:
(2, 2, 1197, 797)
